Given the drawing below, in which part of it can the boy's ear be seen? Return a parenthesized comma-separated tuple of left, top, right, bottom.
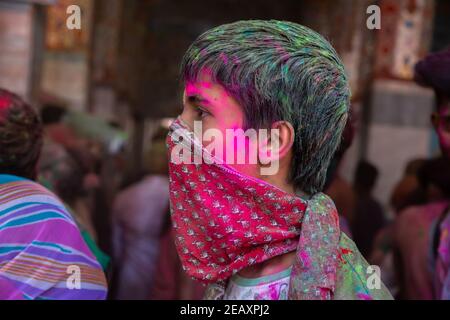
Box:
(258, 121, 294, 163)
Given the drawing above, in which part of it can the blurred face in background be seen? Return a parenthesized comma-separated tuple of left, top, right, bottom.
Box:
(432, 93, 450, 158)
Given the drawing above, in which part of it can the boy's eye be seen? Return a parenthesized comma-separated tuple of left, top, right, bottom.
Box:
(196, 107, 210, 119)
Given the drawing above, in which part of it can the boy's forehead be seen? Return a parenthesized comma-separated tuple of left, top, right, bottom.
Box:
(184, 70, 232, 105)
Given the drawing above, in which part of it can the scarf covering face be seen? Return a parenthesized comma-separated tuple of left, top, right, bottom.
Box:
(167, 117, 341, 299)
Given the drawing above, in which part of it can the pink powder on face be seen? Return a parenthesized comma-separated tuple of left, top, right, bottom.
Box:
(185, 82, 200, 96)
(199, 81, 213, 89)
(186, 69, 252, 167)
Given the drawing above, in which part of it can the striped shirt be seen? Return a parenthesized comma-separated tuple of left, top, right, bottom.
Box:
(0, 174, 107, 299)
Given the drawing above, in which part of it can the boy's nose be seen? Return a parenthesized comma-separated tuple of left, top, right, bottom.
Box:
(179, 108, 195, 131)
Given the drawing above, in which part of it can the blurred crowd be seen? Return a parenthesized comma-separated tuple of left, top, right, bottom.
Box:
(1, 43, 450, 300)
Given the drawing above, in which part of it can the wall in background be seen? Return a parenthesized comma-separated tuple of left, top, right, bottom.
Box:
(0, 1, 34, 98)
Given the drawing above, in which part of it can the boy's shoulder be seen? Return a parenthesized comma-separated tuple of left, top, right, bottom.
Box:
(334, 232, 393, 300)
(203, 233, 394, 301)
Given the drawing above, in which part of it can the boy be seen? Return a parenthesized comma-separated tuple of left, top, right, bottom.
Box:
(167, 20, 392, 300)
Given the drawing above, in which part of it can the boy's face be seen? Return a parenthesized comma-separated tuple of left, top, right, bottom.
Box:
(179, 69, 262, 178)
(432, 95, 450, 158)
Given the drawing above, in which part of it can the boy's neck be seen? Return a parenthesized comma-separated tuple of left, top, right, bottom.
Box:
(261, 175, 296, 196)
(236, 178, 308, 280)
(237, 251, 296, 279)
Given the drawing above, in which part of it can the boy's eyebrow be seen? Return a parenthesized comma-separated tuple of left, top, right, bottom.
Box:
(187, 94, 211, 105)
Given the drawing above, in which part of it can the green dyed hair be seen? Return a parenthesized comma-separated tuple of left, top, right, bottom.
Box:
(181, 20, 350, 194)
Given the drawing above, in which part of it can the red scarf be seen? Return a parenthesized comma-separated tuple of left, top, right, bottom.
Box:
(167, 118, 340, 298)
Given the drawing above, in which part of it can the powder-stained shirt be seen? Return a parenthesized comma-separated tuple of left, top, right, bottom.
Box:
(223, 267, 292, 300)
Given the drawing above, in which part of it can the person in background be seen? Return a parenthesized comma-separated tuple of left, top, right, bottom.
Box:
(351, 160, 386, 259)
(41, 103, 117, 263)
(150, 214, 206, 300)
(41, 103, 127, 155)
(41, 103, 101, 230)
(111, 127, 170, 300)
(169, 20, 392, 300)
(390, 159, 427, 213)
(38, 140, 110, 272)
(0, 89, 107, 299)
(370, 158, 426, 298)
(40, 104, 82, 149)
(40, 103, 124, 198)
(415, 47, 450, 299)
(393, 158, 450, 300)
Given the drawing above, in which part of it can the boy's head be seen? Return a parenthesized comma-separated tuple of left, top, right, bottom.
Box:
(179, 20, 350, 194)
(0, 89, 43, 180)
(415, 47, 450, 158)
